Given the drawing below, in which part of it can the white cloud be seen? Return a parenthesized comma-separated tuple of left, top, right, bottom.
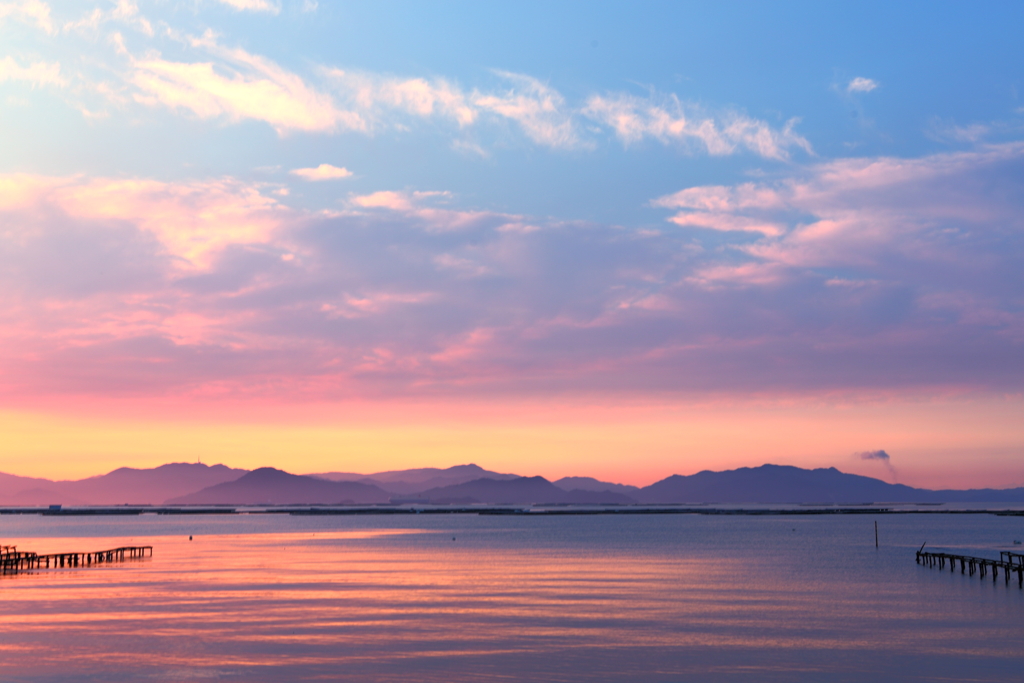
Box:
(847, 77, 878, 93)
(0, 0, 53, 34)
(290, 164, 353, 181)
(62, 0, 153, 36)
(111, 0, 153, 35)
(70, 25, 805, 156)
(584, 93, 811, 160)
(326, 69, 583, 148)
(473, 71, 583, 149)
(326, 70, 477, 128)
(214, 0, 280, 13)
(0, 56, 63, 86)
(131, 38, 361, 135)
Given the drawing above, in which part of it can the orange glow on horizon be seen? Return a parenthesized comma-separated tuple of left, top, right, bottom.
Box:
(1, 392, 1022, 490)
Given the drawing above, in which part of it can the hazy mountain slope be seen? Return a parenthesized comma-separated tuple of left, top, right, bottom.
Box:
(413, 476, 636, 505)
(0, 463, 248, 505)
(918, 487, 1024, 502)
(311, 464, 519, 495)
(167, 467, 391, 505)
(0, 471, 56, 501)
(53, 463, 249, 505)
(553, 477, 640, 496)
(2, 488, 92, 507)
(636, 464, 1024, 503)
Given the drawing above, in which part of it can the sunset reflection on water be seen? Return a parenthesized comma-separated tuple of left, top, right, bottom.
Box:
(2, 515, 1024, 682)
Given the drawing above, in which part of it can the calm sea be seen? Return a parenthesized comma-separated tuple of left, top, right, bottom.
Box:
(2, 512, 1023, 682)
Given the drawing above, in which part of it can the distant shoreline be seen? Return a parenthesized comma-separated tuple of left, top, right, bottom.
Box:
(3, 504, 1024, 517)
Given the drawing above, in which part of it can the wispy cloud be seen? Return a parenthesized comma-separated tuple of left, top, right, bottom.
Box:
(322, 70, 800, 155)
(925, 118, 993, 144)
(83, 27, 806, 155)
(324, 69, 477, 128)
(131, 35, 361, 134)
(290, 164, 352, 181)
(326, 69, 584, 148)
(583, 92, 811, 159)
(0, 0, 53, 34)
(62, 0, 154, 37)
(473, 71, 583, 149)
(0, 55, 63, 86)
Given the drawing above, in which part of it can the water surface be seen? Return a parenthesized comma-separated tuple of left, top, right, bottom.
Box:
(2, 513, 1023, 682)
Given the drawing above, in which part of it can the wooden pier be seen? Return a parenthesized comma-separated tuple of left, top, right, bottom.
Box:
(1, 544, 152, 575)
(917, 546, 1024, 588)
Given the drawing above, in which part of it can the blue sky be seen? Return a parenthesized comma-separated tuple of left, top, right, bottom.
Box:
(5, 1, 1023, 224)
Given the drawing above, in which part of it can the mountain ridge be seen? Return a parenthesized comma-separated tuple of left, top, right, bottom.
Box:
(3, 462, 1024, 506)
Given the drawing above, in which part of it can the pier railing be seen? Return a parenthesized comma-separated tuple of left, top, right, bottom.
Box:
(1, 545, 152, 575)
(917, 547, 1024, 588)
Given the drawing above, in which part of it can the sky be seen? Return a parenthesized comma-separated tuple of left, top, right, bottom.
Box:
(1, 0, 1023, 488)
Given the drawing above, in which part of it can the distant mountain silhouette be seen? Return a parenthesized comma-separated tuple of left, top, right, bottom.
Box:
(0, 463, 247, 506)
(4, 462, 1024, 507)
(412, 476, 637, 505)
(311, 464, 518, 495)
(167, 467, 391, 505)
(63, 463, 248, 505)
(636, 464, 1024, 503)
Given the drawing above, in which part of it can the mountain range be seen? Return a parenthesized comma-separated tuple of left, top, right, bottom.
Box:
(2, 462, 1024, 506)
(0, 463, 246, 506)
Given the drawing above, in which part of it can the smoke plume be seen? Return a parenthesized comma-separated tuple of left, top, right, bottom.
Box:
(856, 449, 897, 481)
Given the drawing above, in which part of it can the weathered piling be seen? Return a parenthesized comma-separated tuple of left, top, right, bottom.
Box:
(1, 545, 152, 575)
(917, 547, 1024, 589)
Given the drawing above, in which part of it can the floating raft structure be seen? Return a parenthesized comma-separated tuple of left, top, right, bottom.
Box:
(917, 546, 1024, 588)
(1, 544, 152, 575)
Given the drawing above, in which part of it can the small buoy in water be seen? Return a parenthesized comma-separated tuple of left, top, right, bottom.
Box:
(189, 535, 193, 541)
(452, 537, 456, 541)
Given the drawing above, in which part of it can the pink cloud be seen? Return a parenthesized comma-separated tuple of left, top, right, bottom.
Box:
(2, 143, 1024, 404)
(0, 174, 288, 267)
(290, 164, 353, 181)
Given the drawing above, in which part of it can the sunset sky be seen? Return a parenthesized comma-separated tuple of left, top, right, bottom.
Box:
(1, 1, 1022, 488)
